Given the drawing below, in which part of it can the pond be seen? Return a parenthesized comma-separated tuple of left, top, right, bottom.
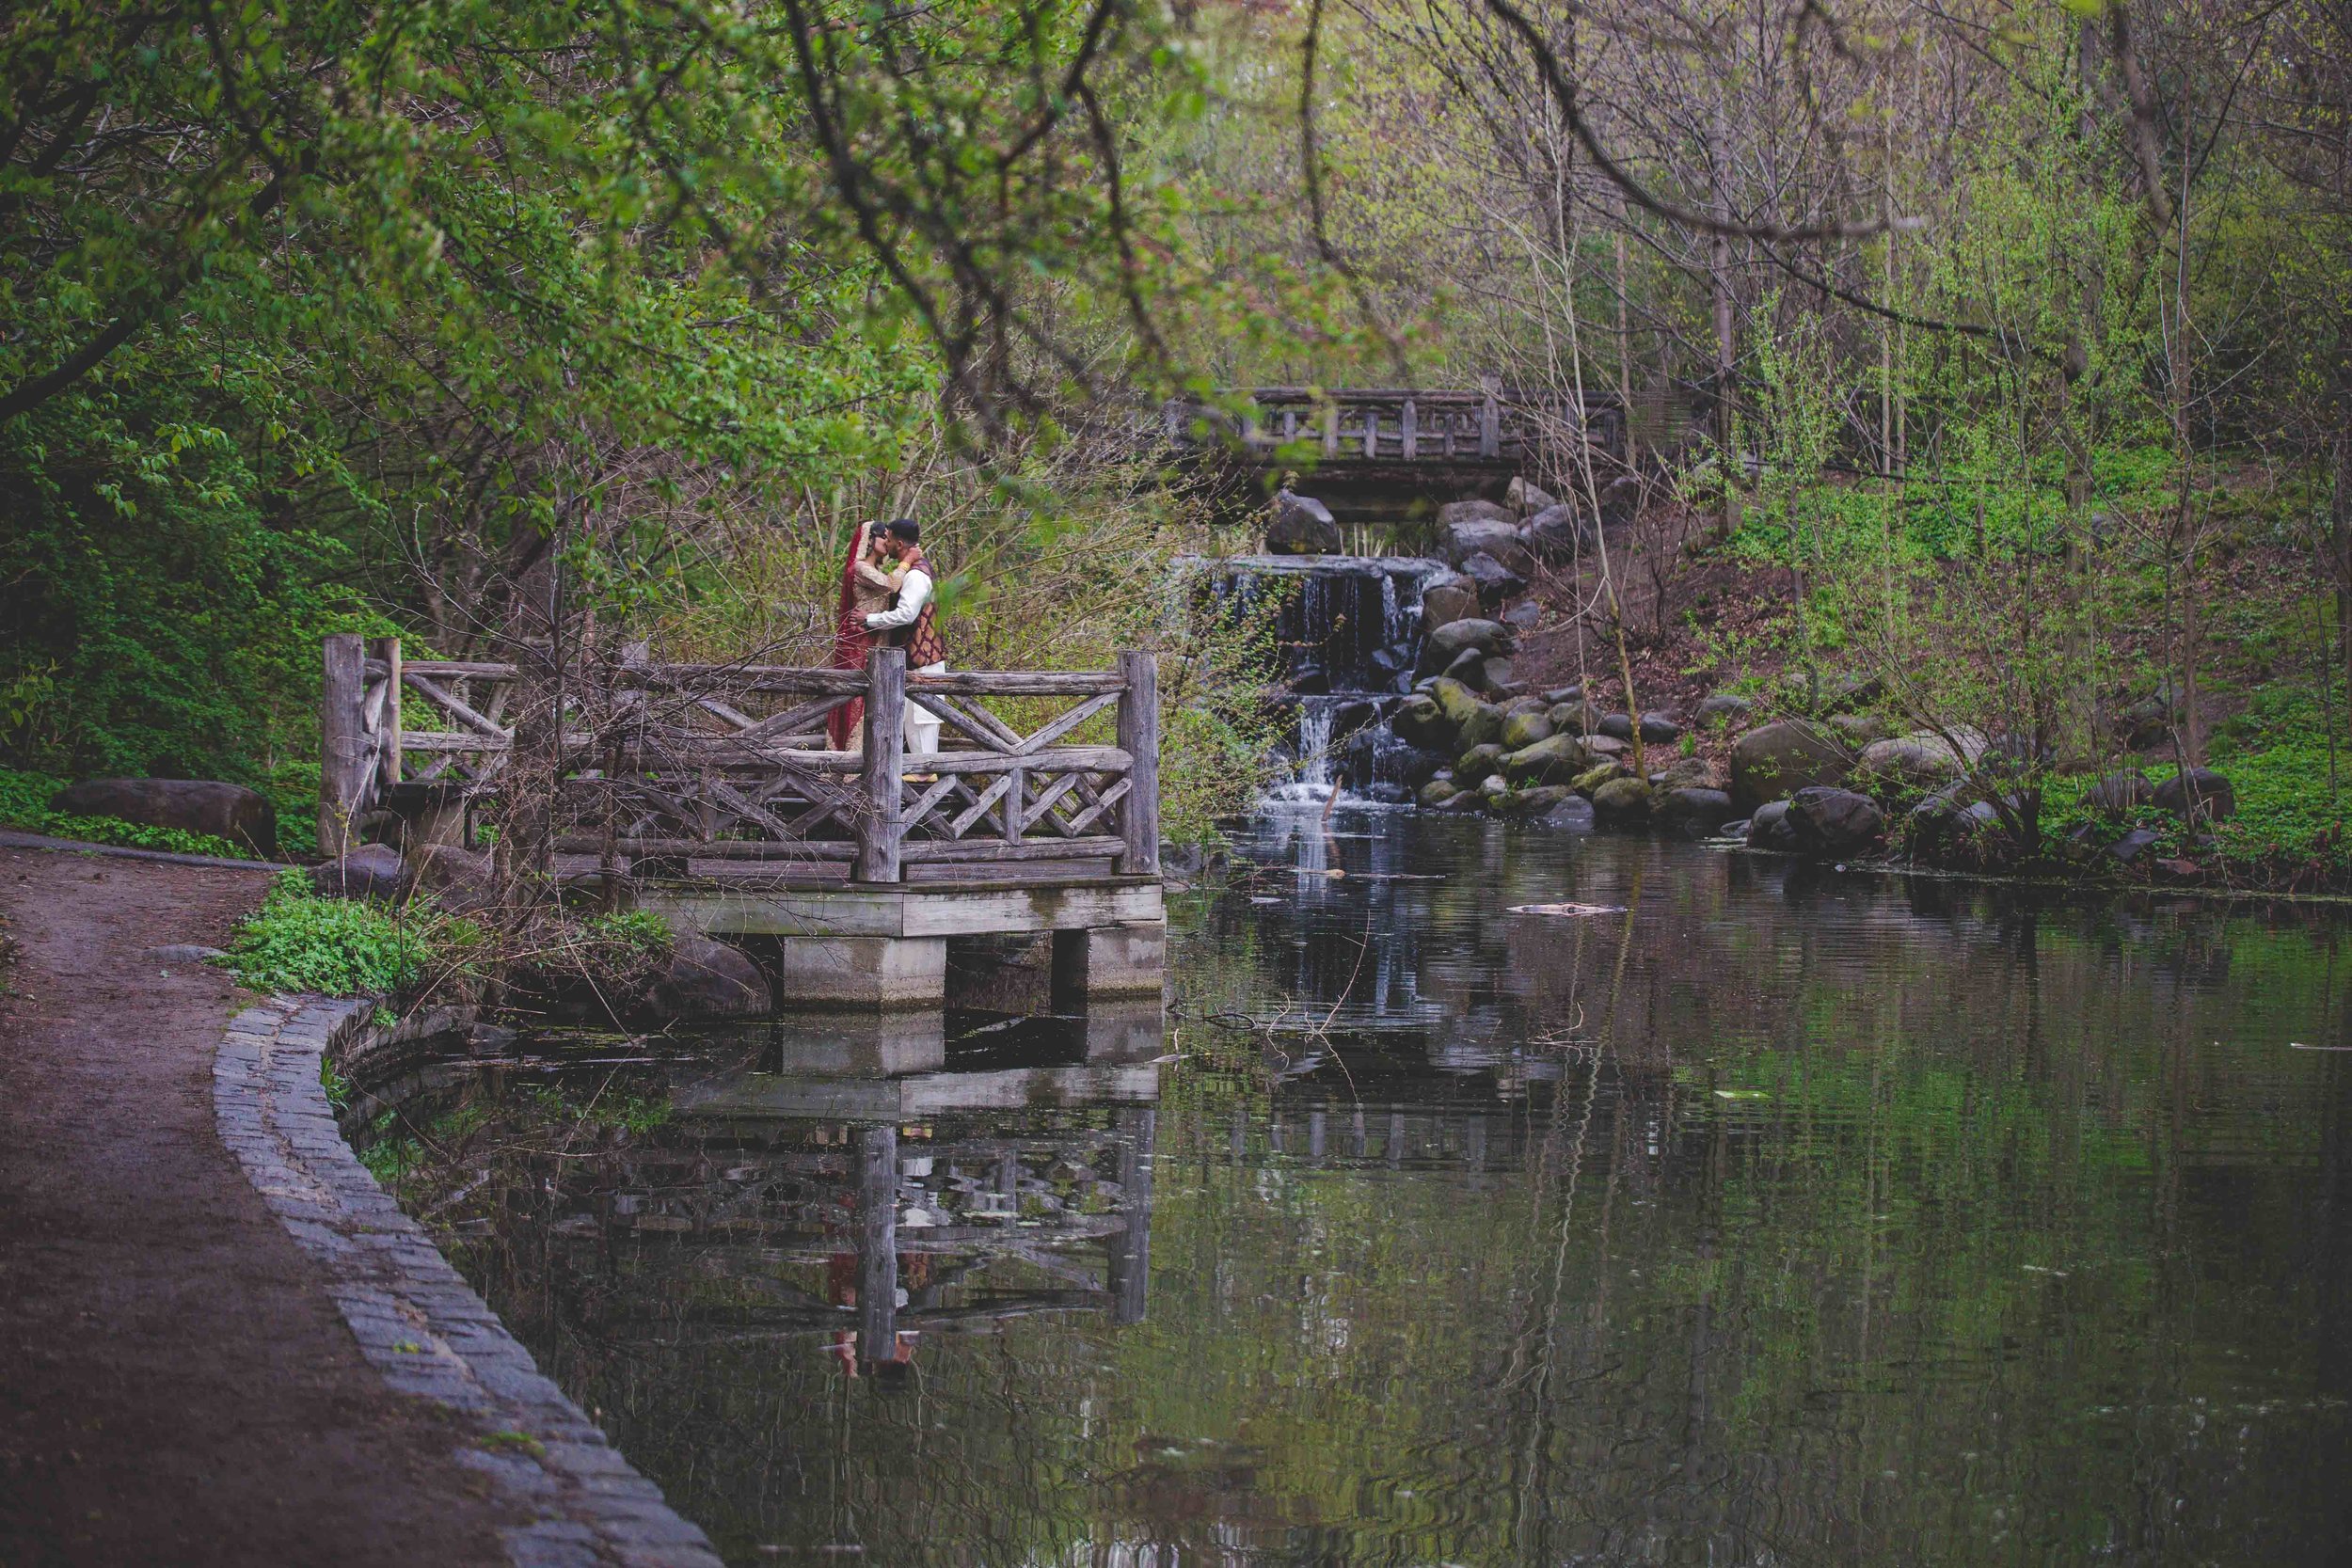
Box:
(364, 809, 2352, 1565)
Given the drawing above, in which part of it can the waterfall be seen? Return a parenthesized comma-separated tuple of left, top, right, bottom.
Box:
(1185, 553, 1447, 807)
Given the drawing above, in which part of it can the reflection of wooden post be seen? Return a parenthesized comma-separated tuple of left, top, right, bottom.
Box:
(1116, 651, 1159, 878)
(858, 1125, 898, 1365)
(1309, 1108, 1327, 1164)
(320, 634, 368, 857)
(1108, 1108, 1155, 1325)
(857, 647, 905, 882)
(369, 636, 403, 792)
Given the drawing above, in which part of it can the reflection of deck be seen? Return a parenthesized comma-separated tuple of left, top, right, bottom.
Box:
(677, 1062, 1161, 1120)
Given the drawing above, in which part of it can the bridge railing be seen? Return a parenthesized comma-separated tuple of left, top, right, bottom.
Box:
(319, 636, 1159, 884)
(1160, 384, 1627, 465)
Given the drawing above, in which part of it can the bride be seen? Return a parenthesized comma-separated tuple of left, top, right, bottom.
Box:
(826, 521, 904, 751)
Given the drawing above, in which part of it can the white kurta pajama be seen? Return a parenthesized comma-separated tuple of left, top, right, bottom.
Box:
(863, 566, 946, 758)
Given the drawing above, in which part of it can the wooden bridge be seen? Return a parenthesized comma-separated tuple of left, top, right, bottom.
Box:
(1164, 383, 1641, 518)
(319, 634, 1166, 1007)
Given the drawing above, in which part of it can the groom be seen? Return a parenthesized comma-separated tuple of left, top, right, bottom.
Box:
(861, 518, 947, 759)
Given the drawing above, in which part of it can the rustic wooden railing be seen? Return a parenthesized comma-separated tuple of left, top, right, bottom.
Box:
(1161, 383, 1629, 466)
(319, 636, 1159, 884)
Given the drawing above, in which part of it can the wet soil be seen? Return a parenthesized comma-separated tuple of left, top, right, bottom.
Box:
(0, 845, 516, 1566)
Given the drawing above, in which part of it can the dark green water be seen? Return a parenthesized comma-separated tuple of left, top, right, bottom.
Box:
(377, 811, 2352, 1565)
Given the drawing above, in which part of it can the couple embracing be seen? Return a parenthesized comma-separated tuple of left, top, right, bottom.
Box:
(827, 517, 948, 758)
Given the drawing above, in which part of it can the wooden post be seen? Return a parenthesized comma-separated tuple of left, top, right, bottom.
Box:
(1402, 397, 1418, 460)
(1321, 400, 1339, 457)
(857, 646, 906, 882)
(369, 636, 402, 792)
(858, 1125, 898, 1367)
(1362, 407, 1377, 458)
(1108, 1107, 1155, 1324)
(1479, 373, 1501, 457)
(1116, 650, 1159, 877)
(319, 634, 368, 857)
(1005, 766, 1025, 847)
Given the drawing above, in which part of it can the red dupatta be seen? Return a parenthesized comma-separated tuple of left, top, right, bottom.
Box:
(827, 523, 875, 749)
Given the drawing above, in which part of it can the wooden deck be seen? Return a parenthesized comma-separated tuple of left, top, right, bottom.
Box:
(317, 635, 1167, 1006)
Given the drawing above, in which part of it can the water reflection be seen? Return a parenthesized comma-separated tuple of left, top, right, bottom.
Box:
(383, 812, 2352, 1565)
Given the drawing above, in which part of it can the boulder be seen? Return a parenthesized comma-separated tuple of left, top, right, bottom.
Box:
(1503, 734, 1589, 787)
(1443, 647, 1501, 692)
(1419, 617, 1514, 673)
(1478, 772, 1512, 804)
(1730, 721, 1852, 810)
(2153, 768, 2234, 823)
(2108, 827, 2163, 865)
(1549, 700, 1599, 735)
(1437, 504, 1530, 574)
(1457, 701, 1505, 751)
(1391, 694, 1454, 752)
(1788, 787, 1885, 856)
(410, 841, 496, 911)
(1265, 488, 1342, 554)
(1857, 732, 1971, 795)
(1506, 476, 1557, 515)
(1595, 473, 1643, 531)
(1542, 686, 1583, 705)
(311, 843, 411, 902)
(1695, 692, 1753, 728)
(1657, 786, 1737, 836)
(1584, 734, 1628, 759)
(1476, 657, 1518, 692)
(1499, 707, 1555, 751)
(1818, 673, 1885, 715)
(1533, 794, 1597, 832)
(1649, 754, 1715, 791)
(2083, 768, 2153, 817)
(1501, 694, 1551, 717)
(1590, 777, 1652, 824)
(1572, 763, 1625, 796)
(1501, 599, 1542, 629)
(1745, 800, 1802, 851)
(49, 778, 276, 857)
(1428, 675, 1486, 726)
(1420, 778, 1461, 808)
(1507, 784, 1574, 816)
(1458, 550, 1528, 607)
(1596, 713, 1634, 740)
(1455, 743, 1507, 786)
(1826, 712, 1893, 749)
(1390, 745, 1452, 789)
(643, 936, 771, 1020)
(1420, 578, 1480, 634)
(1638, 712, 1683, 745)
(1524, 502, 1590, 562)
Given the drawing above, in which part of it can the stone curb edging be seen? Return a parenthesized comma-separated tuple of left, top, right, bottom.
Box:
(0, 827, 289, 871)
(214, 995, 723, 1568)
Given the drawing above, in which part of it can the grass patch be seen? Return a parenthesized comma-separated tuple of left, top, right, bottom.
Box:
(215, 868, 481, 996)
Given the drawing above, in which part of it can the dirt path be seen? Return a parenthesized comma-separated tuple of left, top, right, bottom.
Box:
(0, 846, 518, 1567)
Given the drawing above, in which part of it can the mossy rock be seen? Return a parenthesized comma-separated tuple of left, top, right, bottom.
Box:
(1391, 693, 1454, 752)
(1502, 734, 1587, 786)
(1591, 777, 1653, 823)
(1500, 708, 1555, 751)
(1511, 784, 1574, 816)
(1456, 701, 1505, 750)
(1419, 778, 1461, 808)
(1428, 677, 1486, 728)
(1572, 763, 1625, 796)
(1549, 699, 1598, 735)
(1455, 743, 1506, 785)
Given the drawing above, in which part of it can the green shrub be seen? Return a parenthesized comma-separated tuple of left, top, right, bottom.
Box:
(216, 869, 478, 995)
(583, 909, 674, 954)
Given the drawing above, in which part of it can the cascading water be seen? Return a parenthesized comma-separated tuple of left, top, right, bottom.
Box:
(1188, 553, 1451, 806)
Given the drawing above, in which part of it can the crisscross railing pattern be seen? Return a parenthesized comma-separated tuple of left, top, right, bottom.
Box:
(320, 637, 1159, 883)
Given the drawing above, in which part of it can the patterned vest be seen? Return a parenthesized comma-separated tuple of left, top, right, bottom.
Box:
(894, 546, 948, 668)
